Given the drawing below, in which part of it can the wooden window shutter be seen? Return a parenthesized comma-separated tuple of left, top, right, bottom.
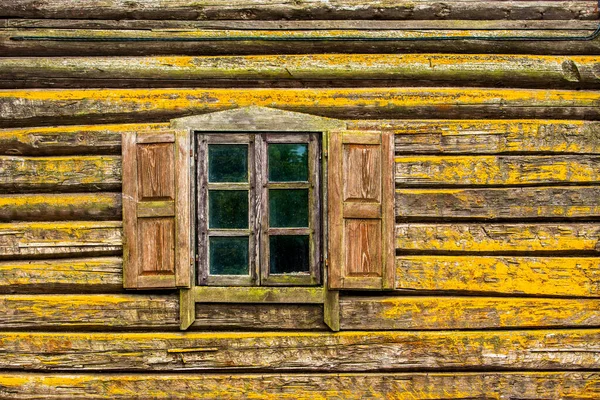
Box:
(122, 129, 192, 289)
(328, 130, 395, 290)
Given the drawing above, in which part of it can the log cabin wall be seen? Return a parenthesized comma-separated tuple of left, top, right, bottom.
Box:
(1, 1, 600, 398)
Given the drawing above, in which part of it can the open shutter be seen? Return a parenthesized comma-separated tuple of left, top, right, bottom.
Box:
(328, 130, 395, 290)
(122, 129, 192, 289)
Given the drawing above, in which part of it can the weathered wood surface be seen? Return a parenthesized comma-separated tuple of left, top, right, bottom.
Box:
(396, 223, 600, 253)
(386, 119, 600, 155)
(0, 124, 159, 155)
(1, 1, 596, 20)
(2, 88, 600, 127)
(3, 293, 600, 331)
(395, 155, 600, 187)
(396, 187, 600, 220)
(0, 221, 121, 259)
(3, 119, 598, 155)
(0, 258, 122, 294)
(0, 294, 328, 330)
(4, 20, 599, 30)
(396, 256, 600, 297)
(1, 372, 599, 400)
(2, 27, 598, 56)
(0, 329, 599, 371)
(0, 156, 121, 192)
(340, 296, 600, 330)
(3, 54, 600, 89)
(0, 193, 121, 222)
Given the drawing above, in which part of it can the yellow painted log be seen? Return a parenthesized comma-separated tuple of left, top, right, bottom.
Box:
(396, 223, 600, 253)
(395, 155, 600, 186)
(0, 329, 598, 371)
(0, 193, 121, 221)
(1, 372, 598, 399)
(2, 54, 600, 88)
(0, 221, 122, 259)
(340, 296, 600, 330)
(0, 123, 164, 155)
(2, 293, 600, 331)
(1, 88, 599, 126)
(0, 155, 121, 192)
(396, 255, 600, 297)
(0, 257, 122, 293)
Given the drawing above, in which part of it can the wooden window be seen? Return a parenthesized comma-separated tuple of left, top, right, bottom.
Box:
(196, 132, 321, 287)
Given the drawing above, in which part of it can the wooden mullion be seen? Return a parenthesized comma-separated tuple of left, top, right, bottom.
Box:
(309, 132, 321, 285)
(196, 134, 209, 285)
(258, 133, 270, 286)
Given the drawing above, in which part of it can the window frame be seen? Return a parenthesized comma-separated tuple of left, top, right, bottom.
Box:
(195, 131, 321, 287)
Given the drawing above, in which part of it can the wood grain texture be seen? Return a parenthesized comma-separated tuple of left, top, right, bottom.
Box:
(0, 258, 122, 294)
(1, 372, 599, 400)
(396, 223, 600, 253)
(396, 256, 600, 297)
(0, 221, 121, 260)
(0, 193, 121, 222)
(2, 88, 600, 127)
(2, 119, 597, 155)
(2, 1, 597, 20)
(4, 54, 600, 89)
(0, 123, 163, 156)
(340, 296, 600, 330)
(395, 155, 600, 187)
(4, 293, 600, 331)
(0, 155, 121, 192)
(0, 329, 599, 371)
(352, 119, 600, 154)
(396, 186, 600, 220)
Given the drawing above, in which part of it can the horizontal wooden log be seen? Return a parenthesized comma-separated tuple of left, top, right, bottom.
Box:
(340, 296, 600, 330)
(2, 54, 600, 89)
(1, 372, 599, 400)
(396, 186, 600, 220)
(0, 156, 121, 192)
(0, 294, 327, 330)
(0, 221, 122, 260)
(396, 223, 600, 253)
(1, 27, 599, 57)
(0, 258, 122, 294)
(3, 293, 600, 331)
(1, 329, 599, 371)
(0, 124, 160, 155)
(0, 193, 121, 221)
(3, 119, 597, 155)
(1, 1, 596, 20)
(395, 155, 600, 187)
(396, 255, 600, 297)
(2, 88, 600, 127)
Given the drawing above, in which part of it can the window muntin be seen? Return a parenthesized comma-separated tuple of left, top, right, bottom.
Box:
(196, 132, 321, 287)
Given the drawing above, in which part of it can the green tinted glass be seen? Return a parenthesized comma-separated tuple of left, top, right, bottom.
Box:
(208, 144, 248, 182)
(268, 143, 308, 182)
(209, 190, 248, 229)
(209, 236, 249, 275)
(269, 235, 309, 274)
(269, 189, 308, 227)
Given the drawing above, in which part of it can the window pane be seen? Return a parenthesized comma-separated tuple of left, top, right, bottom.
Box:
(269, 235, 309, 274)
(209, 190, 248, 229)
(208, 144, 248, 182)
(269, 189, 308, 227)
(209, 236, 249, 275)
(268, 143, 308, 182)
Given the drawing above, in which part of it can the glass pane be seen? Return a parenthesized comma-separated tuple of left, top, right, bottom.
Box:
(208, 144, 248, 182)
(209, 190, 248, 229)
(209, 236, 249, 275)
(270, 235, 309, 274)
(269, 189, 308, 227)
(268, 143, 308, 182)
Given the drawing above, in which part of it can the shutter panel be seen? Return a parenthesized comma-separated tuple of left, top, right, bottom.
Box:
(122, 129, 192, 289)
(328, 130, 395, 290)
